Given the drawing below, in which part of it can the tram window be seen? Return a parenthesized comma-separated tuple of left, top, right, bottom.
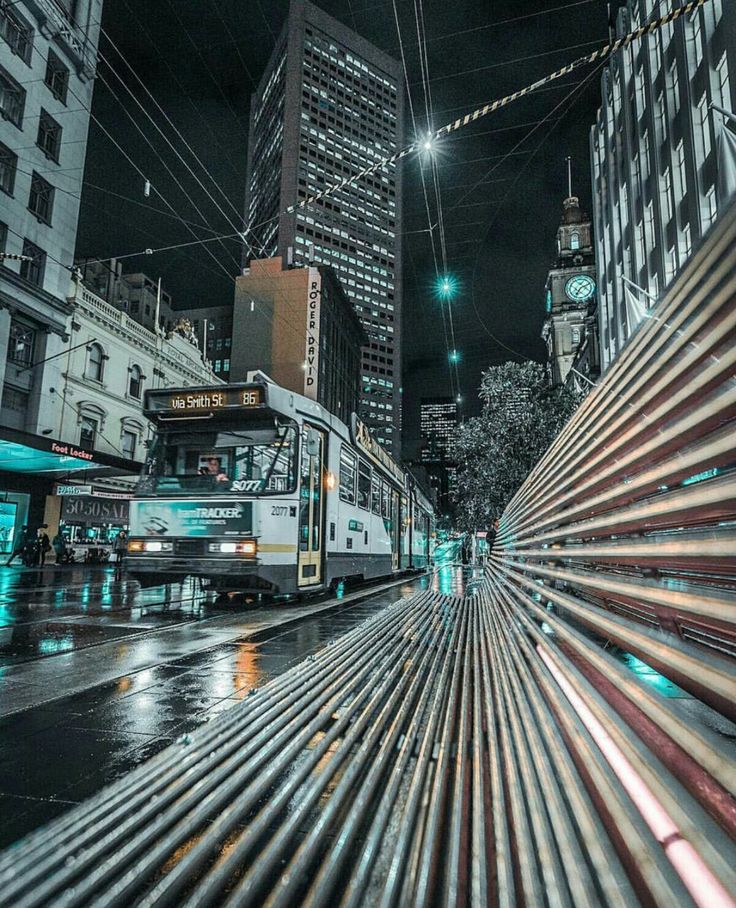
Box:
(140, 425, 298, 496)
(371, 473, 381, 515)
(339, 446, 357, 504)
(381, 482, 390, 519)
(357, 460, 371, 511)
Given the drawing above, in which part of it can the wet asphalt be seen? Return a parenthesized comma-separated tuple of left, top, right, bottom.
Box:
(0, 561, 467, 849)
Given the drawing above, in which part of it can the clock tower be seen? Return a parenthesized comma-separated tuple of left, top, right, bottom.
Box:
(542, 193, 597, 387)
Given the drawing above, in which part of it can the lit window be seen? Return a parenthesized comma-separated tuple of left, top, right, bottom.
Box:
(570, 232, 580, 250)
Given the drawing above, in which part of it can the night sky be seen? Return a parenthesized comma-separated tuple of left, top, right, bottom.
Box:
(76, 0, 618, 456)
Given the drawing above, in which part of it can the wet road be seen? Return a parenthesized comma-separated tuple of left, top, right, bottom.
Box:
(0, 562, 468, 849)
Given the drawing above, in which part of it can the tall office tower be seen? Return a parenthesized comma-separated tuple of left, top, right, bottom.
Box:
(591, 0, 736, 373)
(419, 397, 458, 514)
(242, 0, 405, 456)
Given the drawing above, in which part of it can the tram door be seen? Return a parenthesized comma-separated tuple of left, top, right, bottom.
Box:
(391, 489, 400, 571)
(298, 426, 325, 588)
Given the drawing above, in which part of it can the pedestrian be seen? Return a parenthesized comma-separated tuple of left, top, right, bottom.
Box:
(37, 526, 51, 566)
(485, 519, 499, 564)
(52, 532, 67, 564)
(112, 529, 128, 579)
(6, 526, 30, 566)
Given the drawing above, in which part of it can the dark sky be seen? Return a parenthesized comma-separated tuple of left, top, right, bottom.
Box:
(77, 0, 616, 455)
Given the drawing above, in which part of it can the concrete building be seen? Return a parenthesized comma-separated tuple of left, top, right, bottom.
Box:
(242, 0, 405, 455)
(591, 0, 736, 371)
(176, 305, 233, 381)
(75, 259, 176, 335)
(418, 397, 458, 515)
(542, 195, 599, 387)
(0, 0, 104, 548)
(38, 275, 220, 554)
(231, 257, 365, 426)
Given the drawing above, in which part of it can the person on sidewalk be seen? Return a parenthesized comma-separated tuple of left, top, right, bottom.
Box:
(37, 527, 51, 566)
(6, 526, 30, 566)
(52, 532, 68, 564)
(112, 529, 128, 580)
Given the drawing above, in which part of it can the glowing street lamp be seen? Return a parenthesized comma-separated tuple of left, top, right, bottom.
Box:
(449, 350, 460, 364)
(436, 274, 457, 298)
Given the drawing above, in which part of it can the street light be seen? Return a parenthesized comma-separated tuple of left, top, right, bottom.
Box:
(436, 274, 457, 298)
(449, 350, 460, 364)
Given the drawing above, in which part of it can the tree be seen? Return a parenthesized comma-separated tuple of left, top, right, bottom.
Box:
(452, 361, 580, 530)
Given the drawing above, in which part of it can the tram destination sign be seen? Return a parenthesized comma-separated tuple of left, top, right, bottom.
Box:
(145, 386, 265, 415)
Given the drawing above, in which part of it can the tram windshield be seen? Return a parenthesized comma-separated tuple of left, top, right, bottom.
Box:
(137, 423, 298, 497)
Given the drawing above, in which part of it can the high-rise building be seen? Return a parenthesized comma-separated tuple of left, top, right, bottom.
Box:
(542, 195, 599, 387)
(419, 397, 458, 514)
(242, 0, 405, 456)
(230, 257, 365, 425)
(590, 0, 736, 372)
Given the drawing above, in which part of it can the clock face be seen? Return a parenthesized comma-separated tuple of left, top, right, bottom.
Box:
(565, 275, 596, 302)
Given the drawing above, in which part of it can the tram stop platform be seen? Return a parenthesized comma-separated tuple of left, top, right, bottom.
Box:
(0, 576, 734, 907)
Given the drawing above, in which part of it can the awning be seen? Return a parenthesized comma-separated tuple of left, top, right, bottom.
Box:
(0, 427, 143, 479)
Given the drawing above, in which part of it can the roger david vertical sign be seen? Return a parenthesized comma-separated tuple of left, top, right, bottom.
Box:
(305, 269, 322, 399)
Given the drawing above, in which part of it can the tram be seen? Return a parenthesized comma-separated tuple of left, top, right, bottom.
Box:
(127, 373, 434, 594)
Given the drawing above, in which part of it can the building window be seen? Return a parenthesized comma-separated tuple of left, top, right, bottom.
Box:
(571, 327, 581, 346)
(0, 221, 6, 255)
(704, 185, 717, 227)
(689, 12, 704, 70)
(44, 49, 69, 104)
(80, 416, 98, 449)
(28, 172, 54, 224)
(214, 359, 221, 372)
(0, 141, 17, 194)
(86, 343, 105, 382)
(37, 110, 62, 162)
(128, 364, 142, 398)
(0, 3, 32, 64)
(7, 321, 35, 366)
(682, 222, 692, 259)
(570, 232, 580, 250)
(121, 430, 137, 460)
(0, 64, 25, 127)
(716, 53, 730, 109)
(1, 384, 29, 413)
(19, 239, 45, 286)
(223, 358, 230, 372)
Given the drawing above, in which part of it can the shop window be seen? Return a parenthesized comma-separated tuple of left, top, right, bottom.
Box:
(0, 141, 17, 195)
(7, 321, 34, 366)
(37, 110, 62, 162)
(44, 49, 68, 103)
(86, 343, 105, 382)
(80, 416, 98, 449)
(128, 364, 142, 398)
(19, 239, 45, 286)
(121, 430, 136, 460)
(28, 172, 54, 224)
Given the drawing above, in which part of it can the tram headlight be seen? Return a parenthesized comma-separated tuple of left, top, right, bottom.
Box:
(129, 540, 172, 553)
(208, 540, 257, 556)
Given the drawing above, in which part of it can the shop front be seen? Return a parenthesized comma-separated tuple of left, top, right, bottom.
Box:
(53, 488, 131, 562)
(0, 426, 141, 559)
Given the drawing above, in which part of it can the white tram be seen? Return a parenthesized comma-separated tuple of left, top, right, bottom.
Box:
(127, 374, 434, 594)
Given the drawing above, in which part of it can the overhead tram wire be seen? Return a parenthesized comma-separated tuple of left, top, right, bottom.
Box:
(98, 26, 248, 235)
(391, 0, 456, 400)
(20, 42, 240, 287)
(412, 0, 461, 399)
(93, 62, 243, 272)
(467, 59, 610, 362)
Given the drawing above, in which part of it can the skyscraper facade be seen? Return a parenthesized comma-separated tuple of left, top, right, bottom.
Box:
(419, 397, 458, 515)
(242, 0, 405, 456)
(590, 0, 736, 372)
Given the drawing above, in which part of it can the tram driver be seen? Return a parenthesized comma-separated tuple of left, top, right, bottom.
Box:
(198, 456, 230, 485)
